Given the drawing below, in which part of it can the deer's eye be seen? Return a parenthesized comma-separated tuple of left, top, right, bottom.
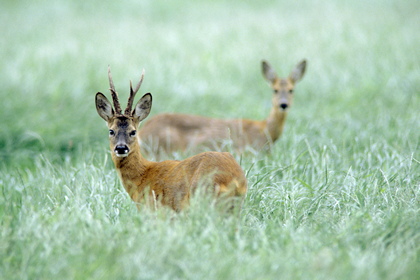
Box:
(274, 89, 279, 94)
(289, 89, 294, 94)
(109, 130, 115, 136)
(130, 130, 136, 137)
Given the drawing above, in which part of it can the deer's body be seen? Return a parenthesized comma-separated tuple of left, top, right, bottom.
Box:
(95, 69, 247, 211)
(112, 146, 246, 211)
(139, 111, 285, 153)
(139, 60, 306, 154)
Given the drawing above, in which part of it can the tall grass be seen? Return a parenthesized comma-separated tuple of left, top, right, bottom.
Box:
(0, 0, 419, 279)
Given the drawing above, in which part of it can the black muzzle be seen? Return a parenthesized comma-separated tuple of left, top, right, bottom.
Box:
(114, 145, 129, 157)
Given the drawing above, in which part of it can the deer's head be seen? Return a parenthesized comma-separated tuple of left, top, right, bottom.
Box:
(95, 68, 152, 157)
(262, 60, 306, 111)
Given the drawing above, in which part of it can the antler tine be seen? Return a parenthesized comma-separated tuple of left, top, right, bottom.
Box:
(108, 66, 122, 114)
(125, 69, 145, 115)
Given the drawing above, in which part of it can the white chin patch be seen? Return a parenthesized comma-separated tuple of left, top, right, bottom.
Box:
(115, 153, 128, 158)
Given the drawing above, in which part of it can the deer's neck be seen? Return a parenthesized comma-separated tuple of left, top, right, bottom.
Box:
(265, 107, 288, 143)
(111, 149, 151, 200)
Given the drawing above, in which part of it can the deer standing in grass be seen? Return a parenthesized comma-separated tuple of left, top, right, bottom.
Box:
(95, 68, 247, 211)
(139, 60, 307, 155)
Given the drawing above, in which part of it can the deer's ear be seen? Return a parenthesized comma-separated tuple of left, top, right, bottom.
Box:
(289, 60, 307, 84)
(95, 92, 114, 121)
(262, 60, 278, 84)
(133, 93, 152, 123)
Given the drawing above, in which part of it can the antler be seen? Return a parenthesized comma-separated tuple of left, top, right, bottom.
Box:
(125, 69, 145, 115)
(108, 66, 122, 115)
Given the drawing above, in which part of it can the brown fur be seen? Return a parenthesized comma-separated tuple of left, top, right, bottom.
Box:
(95, 71, 247, 211)
(139, 60, 306, 155)
(112, 146, 247, 211)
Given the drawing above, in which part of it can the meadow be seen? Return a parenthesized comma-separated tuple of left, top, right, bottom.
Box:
(0, 0, 419, 279)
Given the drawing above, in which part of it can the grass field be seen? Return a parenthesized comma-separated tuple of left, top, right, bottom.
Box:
(0, 0, 419, 279)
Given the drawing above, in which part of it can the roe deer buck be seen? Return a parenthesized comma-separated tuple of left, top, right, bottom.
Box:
(139, 60, 307, 155)
(95, 68, 247, 211)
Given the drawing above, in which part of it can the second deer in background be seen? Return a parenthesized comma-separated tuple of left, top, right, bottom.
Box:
(139, 60, 307, 155)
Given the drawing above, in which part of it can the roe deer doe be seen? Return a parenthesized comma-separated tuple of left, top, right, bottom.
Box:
(139, 60, 307, 155)
(95, 68, 247, 211)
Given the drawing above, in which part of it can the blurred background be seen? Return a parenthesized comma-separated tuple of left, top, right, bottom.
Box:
(0, 0, 418, 167)
(1, 1, 419, 279)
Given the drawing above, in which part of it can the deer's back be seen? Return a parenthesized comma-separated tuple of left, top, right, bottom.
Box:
(139, 113, 268, 153)
(141, 151, 247, 209)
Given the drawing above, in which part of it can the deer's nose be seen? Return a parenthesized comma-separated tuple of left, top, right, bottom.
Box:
(280, 103, 288, 110)
(114, 145, 129, 157)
